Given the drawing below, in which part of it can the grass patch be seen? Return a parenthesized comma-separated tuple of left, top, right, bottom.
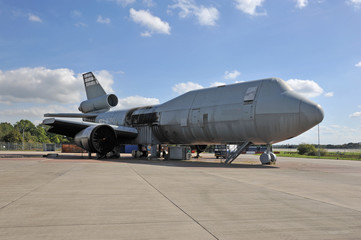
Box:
(277, 151, 361, 161)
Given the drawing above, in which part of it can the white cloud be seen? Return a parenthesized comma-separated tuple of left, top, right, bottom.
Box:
(324, 92, 334, 97)
(0, 68, 164, 123)
(97, 15, 111, 24)
(210, 82, 226, 87)
(28, 14, 42, 23)
(116, 96, 160, 109)
(172, 82, 204, 94)
(281, 124, 361, 144)
(129, 8, 171, 36)
(224, 70, 241, 79)
(347, 0, 361, 9)
(115, 0, 136, 7)
(143, 0, 155, 7)
(350, 112, 361, 118)
(140, 31, 152, 37)
(0, 67, 117, 105)
(74, 22, 87, 27)
(93, 70, 115, 94)
(0, 67, 83, 104)
(71, 10, 82, 18)
(169, 0, 219, 26)
(234, 0, 266, 16)
(286, 79, 324, 98)
(296, 0, 308, 8)
(196, 6, 219, 26)
(0, 105, 79, 119)
(355, 61, 361, 67)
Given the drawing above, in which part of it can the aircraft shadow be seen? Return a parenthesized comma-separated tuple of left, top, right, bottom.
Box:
(100, 157, 279, 169)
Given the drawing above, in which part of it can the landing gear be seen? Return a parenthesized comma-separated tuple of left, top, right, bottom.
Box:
(132, 145, 149, 158)
(260, 145, 277, 165)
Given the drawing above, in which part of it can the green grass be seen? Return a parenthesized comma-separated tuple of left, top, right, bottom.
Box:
(276, 151, 361, 161)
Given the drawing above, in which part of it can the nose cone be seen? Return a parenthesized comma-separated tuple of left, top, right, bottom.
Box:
(299, 100, 324, 130)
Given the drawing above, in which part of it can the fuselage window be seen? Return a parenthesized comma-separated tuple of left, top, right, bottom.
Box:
(244, 86, 258, 102)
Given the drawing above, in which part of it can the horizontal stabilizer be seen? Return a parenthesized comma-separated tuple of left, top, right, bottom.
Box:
(44, 113, 99, 118)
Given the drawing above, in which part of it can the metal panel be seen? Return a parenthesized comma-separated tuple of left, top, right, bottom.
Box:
(136, 126, 160, 145)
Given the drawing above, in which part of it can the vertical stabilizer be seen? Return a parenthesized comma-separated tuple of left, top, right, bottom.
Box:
(83, 72, 107, 99)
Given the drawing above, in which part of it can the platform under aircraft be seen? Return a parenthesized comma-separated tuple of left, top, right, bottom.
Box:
(43, 72, 324, 164)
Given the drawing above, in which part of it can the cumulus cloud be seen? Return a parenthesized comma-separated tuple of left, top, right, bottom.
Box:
(355, 61, 361, 67)
(28, 14, 42, 23)
(350, 112, 361, 118)
(0, 67, 117, 105)
(172, 82, 204, 94)
(97, 15, 111, 24)
(296, 0, 308, 8)
(114, 0, 136, 7)
(169, 0, 219, 26)
(71, 10, 82, 18)
(143, 0, 155, 7)
(116, 96, 160, 109)
(93, 70, 115, 94)
(324, 92, 334, 97)
(0, 67, 83, 104)
(210, 82, 226, 87)
(234, 0, 266, 16)
(224, 70, 240, 79)
(286, 79, 324, 98)
(0, 105, 79, 118)
(129, 8, 171, 36)
(347, 0, 361, 9)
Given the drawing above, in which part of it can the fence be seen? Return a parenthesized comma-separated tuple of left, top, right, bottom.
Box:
(0, 142, 62, 151)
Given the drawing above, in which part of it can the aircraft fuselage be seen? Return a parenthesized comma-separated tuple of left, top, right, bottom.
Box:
(93, 78, 323, 146)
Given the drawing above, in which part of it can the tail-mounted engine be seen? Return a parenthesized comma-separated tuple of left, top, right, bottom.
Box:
(78, 94, 118, 113)
(74, 125, 116, 154)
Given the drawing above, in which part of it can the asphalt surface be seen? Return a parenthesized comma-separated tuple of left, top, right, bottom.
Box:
(0, 152, 360, 239)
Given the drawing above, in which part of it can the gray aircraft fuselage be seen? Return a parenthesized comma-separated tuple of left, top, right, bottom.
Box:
(91, 78, 324, 146)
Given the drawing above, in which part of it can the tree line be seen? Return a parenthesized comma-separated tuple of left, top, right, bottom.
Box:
(0, 120, 72, 144)
(275, 142, 361, 149)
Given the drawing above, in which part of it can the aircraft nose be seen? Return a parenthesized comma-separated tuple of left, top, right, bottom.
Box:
(299, 100, 324, 129)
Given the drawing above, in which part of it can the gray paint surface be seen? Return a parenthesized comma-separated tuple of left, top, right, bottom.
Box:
(97, 78, 323, 145)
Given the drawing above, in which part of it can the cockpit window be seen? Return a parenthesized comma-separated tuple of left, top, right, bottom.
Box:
(244, 86, 258, 102)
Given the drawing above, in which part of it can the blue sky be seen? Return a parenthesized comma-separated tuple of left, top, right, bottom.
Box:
(0, 0, 360, 144)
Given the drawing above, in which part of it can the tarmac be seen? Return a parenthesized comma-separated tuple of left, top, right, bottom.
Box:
(0, 152, 360, 240)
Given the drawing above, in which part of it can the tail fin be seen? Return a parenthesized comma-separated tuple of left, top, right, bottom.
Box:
(83, 72, 107, 99)
(78, 72, 118, 113)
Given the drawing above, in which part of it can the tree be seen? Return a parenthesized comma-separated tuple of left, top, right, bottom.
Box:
(0, 122, 14, 141)
(3, 130, 22, 143)
(297, 144, 317, 156)
(14, 120, 36, 135)
(34, 125, 51, 143)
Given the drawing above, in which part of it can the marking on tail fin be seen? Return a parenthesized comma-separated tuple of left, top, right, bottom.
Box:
(83, 72, 106, 99)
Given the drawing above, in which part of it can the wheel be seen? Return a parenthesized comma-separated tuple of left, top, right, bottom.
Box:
(270, 152, 277, 163)
(260, 153, 271, 164)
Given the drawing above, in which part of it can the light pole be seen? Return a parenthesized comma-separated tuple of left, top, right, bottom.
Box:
(22, 122, 25, 151)
(318, 124, 320, 157)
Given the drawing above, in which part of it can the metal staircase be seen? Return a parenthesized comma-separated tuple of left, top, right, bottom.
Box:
(225, 141, 251, 164)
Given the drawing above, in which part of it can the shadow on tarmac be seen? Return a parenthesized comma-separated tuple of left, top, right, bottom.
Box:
(100, 157, 278, 169)
(0, 152, 278, 169)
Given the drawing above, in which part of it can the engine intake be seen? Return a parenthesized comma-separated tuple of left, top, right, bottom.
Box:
(74, 125, 116, 154)
(78, 94, 118, 113)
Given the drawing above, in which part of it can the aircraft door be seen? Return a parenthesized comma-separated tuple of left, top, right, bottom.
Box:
(242, 104, 255, 120)
(242, 86, 258, 120)
(191, 109, 202, 127)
